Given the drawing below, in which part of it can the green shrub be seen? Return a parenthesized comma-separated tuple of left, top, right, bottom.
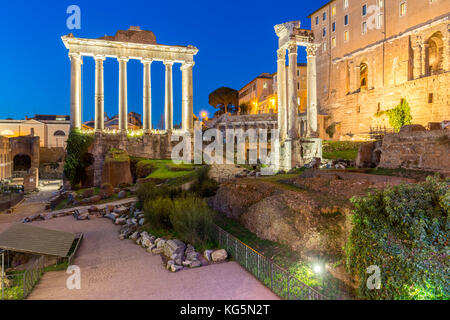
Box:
(137, 182, 183, 205)
(170, 197, 215, 247)
(375, 99, 413, 132)
(189, 166, 219, 197)
(144, 197, 174, 231)
(325, 122, 336, 138)
(63, 129, 94, 187)
(346, 176, 449, 300)
(136, 161, 155, 178)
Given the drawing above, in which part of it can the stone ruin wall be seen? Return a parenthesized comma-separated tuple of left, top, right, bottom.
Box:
(323, 72, 450, 140)
(89, 132, 175, 187)
(39, 147, 66, 179)
(379, 129, 450, 175)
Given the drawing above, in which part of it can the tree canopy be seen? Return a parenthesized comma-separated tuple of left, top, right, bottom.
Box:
(208, 87, 239, 115)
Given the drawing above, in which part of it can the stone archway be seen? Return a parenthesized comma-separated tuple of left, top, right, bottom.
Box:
(13, 154, 31, 171)
(427, 32, 443, 75)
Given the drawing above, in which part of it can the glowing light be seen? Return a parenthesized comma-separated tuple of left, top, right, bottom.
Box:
(313, 264, 323, 274)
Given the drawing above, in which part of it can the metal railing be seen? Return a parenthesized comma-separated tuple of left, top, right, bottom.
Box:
(212, 225, 327, 300)
(1, 255, 45, 300)
(22, 256, 45, 298)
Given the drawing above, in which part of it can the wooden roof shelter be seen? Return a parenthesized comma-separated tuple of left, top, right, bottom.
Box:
(0, 224, 79, 257)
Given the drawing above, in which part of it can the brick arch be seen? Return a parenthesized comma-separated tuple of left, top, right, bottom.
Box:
(426, 31, 444, 75)
(9, 136, 40, 171)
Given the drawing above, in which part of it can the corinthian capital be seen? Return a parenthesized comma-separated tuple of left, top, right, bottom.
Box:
(306, 44, 320, 57)
(287, 41, 297, 53)
(277, 48, 286, 60)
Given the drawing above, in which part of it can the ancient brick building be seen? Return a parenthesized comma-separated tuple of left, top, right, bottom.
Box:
(0, 136, 12, 180)
(308, 0, 450, 140)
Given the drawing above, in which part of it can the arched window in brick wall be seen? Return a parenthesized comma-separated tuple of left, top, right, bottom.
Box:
(427, 32, 443, 76)
(360, 62, 368, 90)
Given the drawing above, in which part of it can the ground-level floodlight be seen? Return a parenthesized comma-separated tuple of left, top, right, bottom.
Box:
(313, 263, 323, 275)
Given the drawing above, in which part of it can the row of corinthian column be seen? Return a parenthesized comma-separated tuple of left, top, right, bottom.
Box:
(69, 52, 194, 132)
(276, 41, 319, 142)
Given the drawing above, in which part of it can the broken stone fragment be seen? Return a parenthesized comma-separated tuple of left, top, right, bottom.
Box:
(170, 264, 183, 272)
(203, 250, 213, 261)
(166, 260, 175, 270)
(211, 249, 228, 262)
(129, 232, 140, 241)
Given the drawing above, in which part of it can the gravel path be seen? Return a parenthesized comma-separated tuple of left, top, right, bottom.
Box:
(26, 216, 279, 300)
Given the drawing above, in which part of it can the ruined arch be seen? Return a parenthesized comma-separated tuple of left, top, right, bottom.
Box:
(426, 32, 443, 75)
(13, 154, 31, 171)
(359, 62, 369, 90)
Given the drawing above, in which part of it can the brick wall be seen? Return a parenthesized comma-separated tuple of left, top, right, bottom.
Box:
(379, 129, 450, 174)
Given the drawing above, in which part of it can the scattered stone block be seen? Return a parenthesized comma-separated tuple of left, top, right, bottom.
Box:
(211, 249, 228, 262)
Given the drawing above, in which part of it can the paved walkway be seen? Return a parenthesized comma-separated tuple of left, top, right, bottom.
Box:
(1, 187, 278, 300)
(27, 217, 278, 300)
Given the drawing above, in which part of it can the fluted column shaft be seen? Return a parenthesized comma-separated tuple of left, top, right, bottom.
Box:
(181, 62, 194, 131)
(142, 59, 152, 131)
(306, 44, 319, 137)
(164, 61, 174, 131)
(287, 42, 298, 139)
(94, 55, 105, 131)
(118, 57, 129, 132)
(69, 52, 82, 129)
(277, 48, 287, 142)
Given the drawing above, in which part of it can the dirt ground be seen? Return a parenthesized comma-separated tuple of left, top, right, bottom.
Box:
(1, 185, 278, 300)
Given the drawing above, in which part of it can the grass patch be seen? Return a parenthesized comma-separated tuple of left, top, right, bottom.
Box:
(322, 141, 364, 160)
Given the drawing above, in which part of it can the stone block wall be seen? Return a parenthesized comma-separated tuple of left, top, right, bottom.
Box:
(322, 72, 450, 140)
(89, 132, 174, 187)
(379, 129, 450, 174)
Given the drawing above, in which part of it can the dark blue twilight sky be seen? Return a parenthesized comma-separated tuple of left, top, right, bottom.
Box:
(0, 0, 326, 128)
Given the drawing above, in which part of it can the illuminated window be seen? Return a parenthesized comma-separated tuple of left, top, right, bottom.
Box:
(378, 0, 383, 8)
(323, 42, 327, 52)
(400, 2, 406, 16)
(362, 4, 367, 16)
(344, 30, 349, 42)
(332, 6, 336, 16)
(344, 0, 349, 9)
(331, 37, 336, 48)
(362, 21, 367, 34)
(377, 14, 383, 28)
(332, 22, 336, 32)
(344, 15, 349, 25)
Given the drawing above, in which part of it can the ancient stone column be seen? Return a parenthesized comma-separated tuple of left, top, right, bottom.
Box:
(142, 59, 153, 132)
(306, 44, 319, 137)
(287, 42, 299, 139)
(412, 44, 421, 79)
(421, 43, 429, 77)
(69, 52, 82, 129)
(94, 55, 105, 131)
(164, 61, 174, 131)
(181, 62, 194, 132)
(276, 48, 287, 142)
(118, 57, 129, 132)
